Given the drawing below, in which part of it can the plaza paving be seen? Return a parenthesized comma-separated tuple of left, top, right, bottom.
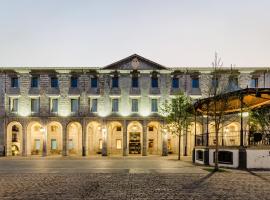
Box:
(0, 156, 269, 200)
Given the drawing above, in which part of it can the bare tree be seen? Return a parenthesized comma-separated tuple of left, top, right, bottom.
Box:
(160, 92, 193, 160)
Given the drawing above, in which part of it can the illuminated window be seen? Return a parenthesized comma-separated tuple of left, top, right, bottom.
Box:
(71, 99, 79, 113)
(10, 98, 18, 113)
(151, 99, 158, 112)
(51, 139, 57, 150)
(99, 139, 103, 149)
(131, 99, 138, 112)
(31, 98, 40, 113)
(68, 139, 73, 150)
(35, 139, 41, 150)
(116, 139, 122, 149)
(112, 99, 119, 112)
(90, 98, 98, 112)
(50, 98, 58, 113)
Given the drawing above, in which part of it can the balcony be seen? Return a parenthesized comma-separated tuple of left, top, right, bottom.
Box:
(47, 87, 60, 96)
(6, 88, 20, 96)
(68, 87, 81, 96)
(190, 88, 201, 96)
(28, 88, 40, 96)
(87, 87, 100, 96)
(149, 87, 160, 95)
(129, 87, 141, 96)
(170, 88, 184, 95)
(110, 87, 121, 96)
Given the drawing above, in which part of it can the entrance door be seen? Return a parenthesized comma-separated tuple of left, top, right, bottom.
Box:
(129, 132, 141, 154)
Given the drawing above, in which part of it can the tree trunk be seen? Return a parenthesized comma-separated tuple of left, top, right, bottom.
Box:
(178, 132, 181, 160)
(214, 127, 219, 171)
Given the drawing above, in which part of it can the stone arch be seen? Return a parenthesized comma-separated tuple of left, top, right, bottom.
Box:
(6, 121, 23, 156)
(47, 121, 63, 155)
(26, 121, 44, 156)
(127, 121, 143, 155)
(147, 121, 162, 155)
(107, 121, 123, 155)
(67, 122, 82, 155)
(87, 121, 102, 155)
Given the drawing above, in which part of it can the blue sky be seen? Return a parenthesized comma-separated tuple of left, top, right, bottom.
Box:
(0, 0, 269, 67)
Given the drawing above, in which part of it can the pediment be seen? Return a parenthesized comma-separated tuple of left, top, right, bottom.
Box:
(103, 54, 167, 71)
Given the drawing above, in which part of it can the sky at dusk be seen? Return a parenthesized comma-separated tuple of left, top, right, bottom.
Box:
(0, 0, 269, 67)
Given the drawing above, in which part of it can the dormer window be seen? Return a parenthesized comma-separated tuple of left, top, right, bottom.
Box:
(51, 77, 59, 88)
(112, 76, 119, 88)
(91, 77, 98, 88)
(71, 76, 78, 88)
(172, 77, 179, 88)
(11, 77, 19, 88)
(228, 76, 238, 89)
(212, 77, 219, 88)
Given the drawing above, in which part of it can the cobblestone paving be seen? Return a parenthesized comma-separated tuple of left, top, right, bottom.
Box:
(0, 172, 270, 200)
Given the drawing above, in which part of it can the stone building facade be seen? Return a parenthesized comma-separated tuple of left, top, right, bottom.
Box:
(0, 54, 269, 157)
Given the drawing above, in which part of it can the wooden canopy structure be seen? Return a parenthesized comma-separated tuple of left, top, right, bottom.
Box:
(194, 88, 270, 115)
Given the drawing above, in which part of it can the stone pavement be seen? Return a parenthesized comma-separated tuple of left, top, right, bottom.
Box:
(0, 156, 270, 200)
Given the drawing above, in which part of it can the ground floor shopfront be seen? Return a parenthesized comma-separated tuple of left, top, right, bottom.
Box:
(3, 117, 197, 157)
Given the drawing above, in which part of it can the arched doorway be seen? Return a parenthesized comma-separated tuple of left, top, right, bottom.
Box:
(27, 121, 44, 156)
(87, 121, 102, 155)
(47, 122, 63, 155)
(67, 122, 82, 156)
(6, 122, 23, 156)
(107, 121, 123, 155)
(147, 121, 162, 155)
(127, 121, 142, 155)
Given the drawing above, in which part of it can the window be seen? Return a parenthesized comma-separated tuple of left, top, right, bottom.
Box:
(70, 76, 78, 88)
(151, 77, 158, 88)
(172, 77, 179, 88)
(68, 139, 73, 150)
(132, 77, 139, 88)
(35, 139, 41, 150)
(196, 150, 204, 161)
(112, 98, 119, 112)
(51, 77, 58, 88)
(90, 98, 98, 112)
(31, 98, 40, 113)
(148, 139, 154, 148)
(31, 76, 39, 88)
(12, 133, 18, 142)
(71, 99, 79, 113)
(10, 98, 18, 113)
(116, 139, 122, 149)
(251, 78, 258, 88)
(131, 99, 138, 112)
(116, 126, 121, 131)
(148, 126, 154, 131)
(112, 77, 119, 88)
(151, 99, 158, 112)
(51, 139, 57, 150)
(50, 98, 58, 113)
(91, 77, 98, 88)
(192, 78, 199, 89)
(11, 77, 19, 88)
(99, 139, 103, 149)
